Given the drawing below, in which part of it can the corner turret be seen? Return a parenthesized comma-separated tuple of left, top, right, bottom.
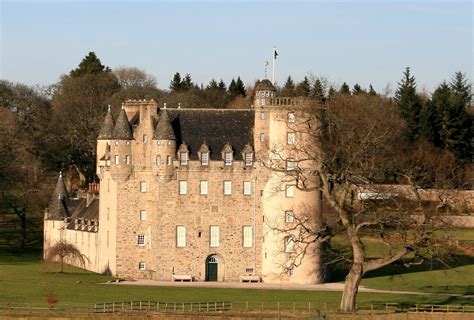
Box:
(110, 106, 133, 180)
(152, 109, 176, 179)
(254, 79, 276, 108)
(45, 172, 69, 220)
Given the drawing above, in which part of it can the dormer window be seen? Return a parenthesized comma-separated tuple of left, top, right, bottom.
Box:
(178, 143, 189, 166)
(221, 143, 233, 166)
(201, 152, 209, 165)
(241, 144, 254, 166)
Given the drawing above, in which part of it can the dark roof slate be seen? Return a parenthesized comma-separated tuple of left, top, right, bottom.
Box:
(153, 109, 176, 140)
(113, 108, 134, 140)
(97, 107, 115, 139)
(47, 173, 69, 220)
(255, 79, 276, 91)
(66, 198, 99, 231)
(167, 109, 254, 160)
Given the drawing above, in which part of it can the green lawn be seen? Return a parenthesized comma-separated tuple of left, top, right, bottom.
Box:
(0, 248, 473, 310)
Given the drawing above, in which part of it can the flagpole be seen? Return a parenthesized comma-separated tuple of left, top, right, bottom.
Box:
(272, 47, 276, 84)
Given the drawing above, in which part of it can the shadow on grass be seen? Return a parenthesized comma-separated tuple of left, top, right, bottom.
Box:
(0, 246, 42, 265)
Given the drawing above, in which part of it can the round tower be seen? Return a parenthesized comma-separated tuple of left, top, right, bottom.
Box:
(152, 108, 176, 180)
(254, 79, 276, 108)
(110, 106, 134, 181)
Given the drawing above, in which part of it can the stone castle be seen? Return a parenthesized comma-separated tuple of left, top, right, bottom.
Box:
(43, 79, 324, 284)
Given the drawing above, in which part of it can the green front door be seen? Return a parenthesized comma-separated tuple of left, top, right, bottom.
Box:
(207, 257, 218, 281)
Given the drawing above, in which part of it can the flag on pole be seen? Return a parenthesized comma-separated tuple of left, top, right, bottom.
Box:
(274, 48, 278, 59)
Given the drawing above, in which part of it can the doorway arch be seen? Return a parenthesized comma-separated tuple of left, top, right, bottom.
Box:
(205, 254, 224, 281)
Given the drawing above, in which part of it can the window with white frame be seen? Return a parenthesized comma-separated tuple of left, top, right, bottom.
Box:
(210, 226, 219, 247)
(224, 152, 233, 165)
(285, 185, 295, 198)
(201, 152, 209, 165)
(143, 134, 148, 143)
(125, 155, 130, 165)
(167, 156, 171, 165)
(285, 210, 294, 223)
(176, 226, 186, 247)
(138, 234, 145, 246)
(245, 153, 253, 166)
(140, 181, 147, 193)
(243, 181, 252, 195)
(287, 132, 296, 145)
(286, 159, 296, 171)
(156, 155, 161, 165)
(138, 262, 146, 270)
(114, 155, 119, 165)
(180, 152, 188, 165)
(179, 180, 188, 195)
(224, 181, 232, 195)
(139, 210, 147, 221)
(200, 180, 208, 195)
(260, 111, 265, 120)
(243, 226, 253, 247)
(288, 112, 296, 123)
(284, 237, 295, 252)
(287, 268, 294, 277)
(260, 133, 265, 142)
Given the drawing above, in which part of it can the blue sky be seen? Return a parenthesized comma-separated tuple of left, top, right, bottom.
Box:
(1, 0, 472, 93)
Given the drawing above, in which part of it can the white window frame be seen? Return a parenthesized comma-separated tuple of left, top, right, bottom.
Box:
(243, 226, 253, 248)
(200, 180, 208, 195)
(176, 225, 186, 247)
(224, 180, 232, 195)
(179, 180, 188, 195)
(167, 156, 172, 165)
(288, 112, 296, 123)
(138, 234, 145, 246)
(139, 210, 147, 221)
(114, 155, 119, 165)
(260, 133, 265, 142)
(125, 155, 130, 165)
(156, 155, 161, 165)
(285, 237, 295, 252)
(210, 226, 219, 247)
(286, 159, 296, 171)
(224, 152, 233, 166)
(138, 262, 146, 270)
(140, 181, 147, 193)
(245, 153, 253, 166)
(143, 134, 148, 143)
(287, 132, 296, 145)
(243, 181, 252, 196)
(285, 185, 295, 198)
(285, 210, 294, 223)
(260, 111, 265, 120)
(201, 152, 209, 165)
(180, 152, 188, 165)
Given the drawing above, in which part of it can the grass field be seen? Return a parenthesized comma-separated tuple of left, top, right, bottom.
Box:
(0, 248, 473, 310)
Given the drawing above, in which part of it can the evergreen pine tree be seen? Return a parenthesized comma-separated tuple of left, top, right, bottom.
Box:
(450, 71, 472, 106)
(70, 52, 110, 77)
(340, 82, 350, 95)
(443, 91, 472, 159)
(395, 67, 423, 141)
(311, 79, 325, 103)
(207, 79, 219, 90)
(368, 84, 377, 96)
(282, 76, 295, 96)
(182, 74, 193, 90)
(352, 84, 363, 95)
(169, 72, 183, 91)
(327, 86, 336, 100)
(296, 76, 311, 96)
(420, 83, 449, 147)
(218, 79, 227, 92)
(228, 78, 237, 95)
(235, 77, 246, 96)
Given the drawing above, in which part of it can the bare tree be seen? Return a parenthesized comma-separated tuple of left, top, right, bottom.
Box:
(114, 66, 157, 89)
(266, 94, 464, 312)
(44, 240, 86, 273)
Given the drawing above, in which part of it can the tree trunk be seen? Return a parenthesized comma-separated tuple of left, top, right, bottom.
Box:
(60, 257, 64, 273)
(20, 213, 27, 248)
(340, 263, 364, 312)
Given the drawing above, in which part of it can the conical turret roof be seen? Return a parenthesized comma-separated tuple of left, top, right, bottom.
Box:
(47, 172, 69, 220)
(113, 107, 133, 140)
(98, 106, 115, 139)
(255, 79, 276, 91)
(153, 109, 176, 140)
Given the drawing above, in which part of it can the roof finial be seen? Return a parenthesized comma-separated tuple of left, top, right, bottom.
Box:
(107, 105, 111, 113)
(164, 102, 167, 109)
(59, 171, 62, 178)
(178, 102, 181, 109)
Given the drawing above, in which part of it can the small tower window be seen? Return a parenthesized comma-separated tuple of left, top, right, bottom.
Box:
(167, 156, 172, 165)
(138, 234, 146, 246)
(156, 155, 161, 166)
(260, 133, 265, 142)
(125, 155, 130, 165)
(143, 134, 148, 143)
(114, 155, 120, 165)
(287, 132, 296, 145)
(284, 237, 295, 252)
(224, 152, 233, 165)
(201, 152, 209, 165)
(260, 112, 265, 120)
(180, 152, 188, 165)
(140, 181, 147, 193)
(288, 112, 296, 123)
(245, 153, 253, 166)
(285, 210, 295, 223)
(138, 262, 146, 270)
(285, 185, 295, 198)
(286, 159, 296, 171)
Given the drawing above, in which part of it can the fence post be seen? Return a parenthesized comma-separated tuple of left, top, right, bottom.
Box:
(293, 301, 296, 311)
(431, 305, 434, 313)
(207, 302, 209, 312)
(308, 301, 311, 311)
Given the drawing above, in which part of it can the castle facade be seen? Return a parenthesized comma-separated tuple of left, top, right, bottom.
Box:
(44, 80, 324, 284)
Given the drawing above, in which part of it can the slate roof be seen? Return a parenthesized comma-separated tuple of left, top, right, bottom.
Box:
(46, 173, 69, 220)
(66, 198, 99, 231)
(255, 79, 276, 91)
(114, 108, 134, 140)
(153, 109, 176, 140)
(97, 107, 115, 139)
(167, 109, 254, 160)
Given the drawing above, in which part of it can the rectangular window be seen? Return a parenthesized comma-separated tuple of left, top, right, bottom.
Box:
(200, 180, 208, 195)
(288, 268, 294, 277)
(243, 226, 253, 247)
(286, 185, 295, 198)
(140, 181, 147, 193)
(224, 181, 232, 195)
(114, 155, 119, 165)
(287, 132, 296, 145)
(143, 134, 148, 143)
(243, 181, 252, 195)
(167, 156, 171, 165)
(245, 153, 253, 166)
(156, 155, 161, 165)
(286, 159, 296, 171)
(285, 210, 294, 223)
(138, 262, 146, 270)
(176, 226, 186, 247)
(138, 234, 145, 246)
(210, 226, 219, 247)
(140, 210, 147, 221)
(260, 133, 265, 142)
(125, 155, 130, 165)
(201, 153, 209, 165)
(285, 237, 295, 252)
(179, 180, 188, 195)
(260, 111, 265, 120)
(180, 152, 188, 165)
(288, 112, 296, 123)
(224, 153, 232, 165)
